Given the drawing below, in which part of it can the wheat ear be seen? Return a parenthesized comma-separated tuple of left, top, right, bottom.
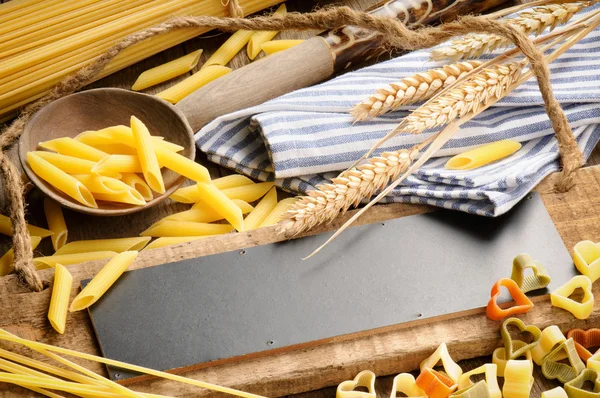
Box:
(350, 60, 482, 122)
(279, 141, 433, 236)
(431, 2, 590, 61)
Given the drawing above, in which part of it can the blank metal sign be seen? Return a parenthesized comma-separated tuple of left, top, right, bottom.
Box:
(84, 193, 575, 380)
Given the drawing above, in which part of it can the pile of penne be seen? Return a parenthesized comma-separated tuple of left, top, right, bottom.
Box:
(132, 3, 305, 103)
(28, 116, 210, 209)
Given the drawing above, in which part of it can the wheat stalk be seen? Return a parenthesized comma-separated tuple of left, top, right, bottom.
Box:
(279, 144, 428, 235)
(431, 2, 590, 61)
(401, 61, 523, 134)
(350, 60, 482, 122)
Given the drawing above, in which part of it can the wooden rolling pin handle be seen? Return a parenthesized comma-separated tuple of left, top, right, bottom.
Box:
(176, 37, 334, 132)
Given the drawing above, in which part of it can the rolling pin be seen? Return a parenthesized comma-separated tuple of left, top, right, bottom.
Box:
(178, 0, 514, 132)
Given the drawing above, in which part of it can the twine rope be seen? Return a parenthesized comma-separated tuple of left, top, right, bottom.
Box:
(0, 6, 581, 291)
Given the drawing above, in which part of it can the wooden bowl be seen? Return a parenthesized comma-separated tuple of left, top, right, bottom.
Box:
(19, 88, 195, 216)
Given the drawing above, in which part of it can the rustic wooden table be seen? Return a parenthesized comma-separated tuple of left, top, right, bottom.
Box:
(1, 0, 598, 396)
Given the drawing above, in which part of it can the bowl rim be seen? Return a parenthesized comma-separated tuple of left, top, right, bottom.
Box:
(18, 87, 196, 216)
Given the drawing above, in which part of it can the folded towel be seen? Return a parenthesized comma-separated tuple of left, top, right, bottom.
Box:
(196, 4, 600, 216)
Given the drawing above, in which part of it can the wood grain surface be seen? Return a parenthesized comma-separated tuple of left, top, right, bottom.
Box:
(1, 0, 599, 397)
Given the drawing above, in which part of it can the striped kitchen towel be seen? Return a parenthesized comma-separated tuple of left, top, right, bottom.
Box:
(196, 4, 600, 216)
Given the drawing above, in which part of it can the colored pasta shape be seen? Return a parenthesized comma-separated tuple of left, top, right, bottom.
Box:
(155, 65, 231, 104)
(445, 140, 522, 170)
(43, 198, 68, 251)
(243, 186, 277, 230)
(196, 182, 244, 231)
(247, 4, 286, 60)
(47, 263, 73, 334)
(261, 39, 304, 55)
(132, 49, 203, 91)
(54, 237, 151, 256)
(27, 152, 97, 208)
(130, 115, 164, 193)
(70, 251, 138, 312)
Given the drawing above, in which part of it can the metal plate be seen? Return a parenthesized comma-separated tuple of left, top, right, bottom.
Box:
(84, 193, 575, 380)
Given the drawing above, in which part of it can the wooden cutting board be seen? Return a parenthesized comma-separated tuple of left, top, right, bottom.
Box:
(84, 193, 575, 381)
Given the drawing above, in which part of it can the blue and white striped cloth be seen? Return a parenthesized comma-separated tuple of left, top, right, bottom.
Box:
(196, 4, 600, 216)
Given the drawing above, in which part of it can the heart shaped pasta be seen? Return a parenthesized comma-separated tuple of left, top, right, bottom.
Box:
(567, 328, 600, 362)
(336, 370, 376, 398)
(573, 241, 600, 282)
(501, 317, 542, 360)
(486, 278, 534, 321)
(510, 253, 551, 293)
(390, 373, 426, 398)
(550, 275, 594, 320)
(541, 339, 585, 383)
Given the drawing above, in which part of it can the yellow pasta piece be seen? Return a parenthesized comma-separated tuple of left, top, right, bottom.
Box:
(261, 39, 304, 55)
(196, 182, 244, 231)
(0, 236, 42, 277)
(94, 189, 146, 206)
(32, 151, 120, 178)
(247, 4, 286, 60)
(76, 125, 183, 153)
(219, 182, 275, 203)
(90, 143, 138, 155)
(70, 251, 138, 312)
(143, 236, 208, 251)
(39, 137, 108, 162)
(120, 173, 153, 201)
(43, 198, 67, 251)
(132, 49, 203, 91)
(445, 140, 522, 170)
(259, 197, 296, 227)
(34, 251, 117, 270)
(54, 237, 151, 256)
(0, 214, 52, 238)
(47, 263, 72, 334)
(170, 175, 254, 203)
(204, 30, 254, 67)
(243, 187, 277, 230)
(27, 152, 97, 208)
(72, 174, 130, 194)
(162, 200, 253, 224)
(92, 154, 143, 174)
(155, 65, 231, 104)
(140, 221, 233, 237)
(155, 146, 210, 183)
(503, 360, 533, 398)
(130, 116, 164, 193)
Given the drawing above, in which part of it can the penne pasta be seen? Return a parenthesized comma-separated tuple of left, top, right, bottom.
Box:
(70, 251, 138, 312)
(130, 116, 164, 193)
(93, 189, 146, 206)
(196, 182, 244, 231)
(89, 143, 138, 155)
(32, 151, 120, 178)
(155, 65, 231, 104)
(120, 173, 153, 201)
(143, 236, 208, 251)
(261, 39, 304, 55)
(243, 187, 277, 230)
(132, 49, 203, 91)
(43, 198, 67, 251)
(155, 146, 210, 183)
(0, 214, 53, 238)
(47, 263, 72, 334)
(445, 140, 522, 170)
(140, 221, 233, 237)
(27, 152, 97, 208)
(71, 174, 130, 195)
(170, 174, 254, 203)
(92, 154, 142, 174)
(218, 182, 274, 203)
(76, 125, 183, 153)
(259, 197, 297, 228)
(0, 236, 42, 277)
(203, 30, 254, 67)
(34, 251, 117, 270)
(163, 199, 253, 223)
(54, 237, 151, 256)
(247, 4, 286, 60)
(39, 137, 108, 162)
